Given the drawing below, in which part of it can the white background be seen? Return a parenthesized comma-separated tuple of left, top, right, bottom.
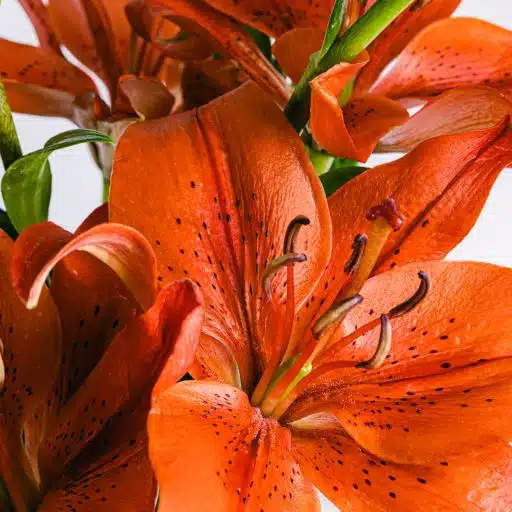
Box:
(0, 1, 510, 510)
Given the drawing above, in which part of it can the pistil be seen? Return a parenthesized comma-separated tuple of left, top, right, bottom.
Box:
(341, 198, 403, 299)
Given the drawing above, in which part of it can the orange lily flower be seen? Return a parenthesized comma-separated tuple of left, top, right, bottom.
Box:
(0, 206, 204, 511)
(2, 1, 181, 127)
(146, 0, 512, 161)
(109, 82, 512, 510)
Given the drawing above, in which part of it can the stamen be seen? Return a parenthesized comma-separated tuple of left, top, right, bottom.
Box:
(312, 295, 364, 339)
(261, 253, 307, 301)
(344, 234, 368, 275)
(356, 315, 392, 369)
(340, 198, 404, 299)
(389, 271, 430, 318)
(284, 216, 311, 253)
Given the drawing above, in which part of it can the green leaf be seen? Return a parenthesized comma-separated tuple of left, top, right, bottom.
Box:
(2, 129, 114, 233)
(319, 0, 349, 60)
(320, 164, 367, 196)
(0, 78, 22, 169)
(0, 476, 13, 512)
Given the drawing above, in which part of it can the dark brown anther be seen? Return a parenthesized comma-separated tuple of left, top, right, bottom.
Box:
(356, 315, 392, 369)
(262, 253, 307, 300)
(366, 198, 404, 232)
(344, 234, 368, 275)
(389, 271, 430, 318)
(312, 294, 364, 339)
(284, 216, 311, 253)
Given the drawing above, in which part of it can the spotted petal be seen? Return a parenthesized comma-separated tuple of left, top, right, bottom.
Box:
(294, 430, 512, 511)
(111, 82, 331, 387)
(310, 57, 408, 161)
(38, 279, 203, 480)
(378, 86, 512, 153)
(355, 0, 461, 95)
(0, 232, 61, 511)
(289, 261, 512, 465)
(146, 0, 290, 103)
(371, 18, 512, 101)
(290, 122, 511, 348)
(149, 380, 319, 511)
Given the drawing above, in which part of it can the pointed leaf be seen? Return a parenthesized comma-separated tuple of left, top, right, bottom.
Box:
(320, 164, 368, 196)
(319, 0, 348, 60)
(1, 129, 114, 232)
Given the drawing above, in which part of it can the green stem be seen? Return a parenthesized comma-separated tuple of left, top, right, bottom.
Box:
(0, 78, 22, 169)
(319, 0, 415, 70)
(285, 0, 415, 132)
(102, 177, 110, 204)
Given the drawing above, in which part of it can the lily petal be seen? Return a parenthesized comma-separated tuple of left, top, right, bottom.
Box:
(18, 0, 61, 52)
(272, 27, 324, 83)
(293, 430, 512, 511)
(371, 18, 512, 101)
(197, 0, 332, 37)
(47, 0, 123, 94)
(39, 399, 157, 511)
(12, 222, 157, 311)
(0, 232, 61, 510)
(38, 279, 203, 480)
(111, 81, 331, 387)
(0, 38, 95, 96)
(310, 54, 408, 160)
(146, 0, 291, 103)
(355, 0, 461, 95)
(291, 122, 510, 346)
(291, 261, 512, 464)
(379, 86, 512, 153)
(118, 75, 174, 120)
(148, 380, 318, 511)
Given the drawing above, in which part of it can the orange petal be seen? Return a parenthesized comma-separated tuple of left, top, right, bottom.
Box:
(149, 381, 262, 510)
(272, 27, 324, 83)
(355, 0, 461, 95)
(0, 232, 61, 510)
(111, 81, 331, 387)
(198, 0, 333, 37)
(290, 261, 512, 464)
(118, 75, 174, 119)
(181, 58, 248, 110)
(12, 222, 157, 311)
(0, 38, 95, 96)
(310, 56, 408, 161)
(290, 116, 509, 344)
(148, 380, 318, 511)
(47, 0, 123, 94)
(294, 430, 512, 510)
(4, 82, 79, 118)
(372, 18, 512, 101)
(379, 86, 512, 152)
(39, 399, 157, 511)
(146, 0, 291, 104)
(38, 279, 203, 480)
(18, 0, 61, 52)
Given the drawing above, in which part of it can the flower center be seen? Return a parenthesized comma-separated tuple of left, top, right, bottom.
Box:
(250, 199, 428, 420)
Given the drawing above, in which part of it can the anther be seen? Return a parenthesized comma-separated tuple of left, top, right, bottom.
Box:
(366, 198, 404, 232)
(344, 234, 368, 275)
(356, 315, 392, 369)
(312, 295, 363, 339)
(262, 253, 307, 300)
(389, 272, 430, 318)
(284, 216, 311, 253)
